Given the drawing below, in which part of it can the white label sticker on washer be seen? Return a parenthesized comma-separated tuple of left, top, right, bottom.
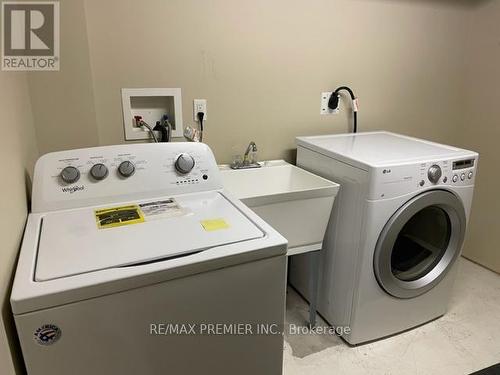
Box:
(139, 199, 188, 220)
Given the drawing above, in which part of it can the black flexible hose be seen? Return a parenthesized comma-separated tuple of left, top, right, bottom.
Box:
(334, 86, 355, 100)
(353, 111, 357, 133)
(329, 86, 358, 133)
(153, 121, 169, 142)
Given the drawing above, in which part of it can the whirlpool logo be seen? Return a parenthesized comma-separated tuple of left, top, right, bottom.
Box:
(61, 185, 84, 194)
(34, 324, 61, 345)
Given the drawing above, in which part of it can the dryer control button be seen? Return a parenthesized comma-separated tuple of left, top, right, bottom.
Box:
(460, 173, 466, 181)
(60, 166, 80, 184)
(452, 174, 458, 183)
(427, 165, 442, 184)
(468, 171, 473, 179)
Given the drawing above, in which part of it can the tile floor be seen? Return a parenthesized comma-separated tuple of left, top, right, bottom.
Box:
(283, 258, 500, 375)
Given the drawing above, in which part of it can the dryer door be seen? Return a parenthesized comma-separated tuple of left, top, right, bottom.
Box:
(374, 190, 466, 299)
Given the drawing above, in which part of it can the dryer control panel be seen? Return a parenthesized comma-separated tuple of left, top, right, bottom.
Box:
(31, 143, 223, 212)
(369, 154, 478, 200)
(450, 158, 476, 185)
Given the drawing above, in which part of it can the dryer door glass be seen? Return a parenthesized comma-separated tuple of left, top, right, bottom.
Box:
(374, 190, 466, 299)
(391, 206, 451, 281)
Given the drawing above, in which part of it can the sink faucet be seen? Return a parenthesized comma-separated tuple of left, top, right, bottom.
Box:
(231, 141, 262, 169)
(244, 141, 257, 161)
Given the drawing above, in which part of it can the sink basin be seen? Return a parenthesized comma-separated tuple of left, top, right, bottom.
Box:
(220, 160, 339, 255)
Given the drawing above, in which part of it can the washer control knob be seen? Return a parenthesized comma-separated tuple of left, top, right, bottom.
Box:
(60, 166, 80, 184)
(118, 161, 135, 178)
(175, 153, 195, 174)
(452, 174, 458, 183)
(90, 163, 108, 180)
(468, 171, 474, 179)
(419, 180, 425, 187)
(427, 165, 442, 184)
(460, 173, 466, 181)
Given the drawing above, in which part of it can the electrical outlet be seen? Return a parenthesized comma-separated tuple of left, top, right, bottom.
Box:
(193, 99, 207, 121)
(320, 92, 339, 115)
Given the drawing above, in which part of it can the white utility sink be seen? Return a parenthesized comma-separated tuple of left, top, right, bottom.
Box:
(220, 160, 339, 256)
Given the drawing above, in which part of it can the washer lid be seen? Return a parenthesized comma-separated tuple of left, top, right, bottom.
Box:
(297, 131, 473, 168)
(35, 191, 265, 281)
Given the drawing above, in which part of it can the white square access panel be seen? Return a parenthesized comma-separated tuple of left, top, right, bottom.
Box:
(121, 88, 183, 141)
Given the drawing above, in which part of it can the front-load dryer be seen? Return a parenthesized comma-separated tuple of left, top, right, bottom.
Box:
(289, 131, 477, 345)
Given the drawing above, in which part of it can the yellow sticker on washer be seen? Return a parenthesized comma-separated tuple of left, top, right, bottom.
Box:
(95, 205, 145, 229)
(201, 218, 230, 232)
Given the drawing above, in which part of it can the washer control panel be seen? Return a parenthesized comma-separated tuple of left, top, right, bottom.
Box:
(32, 143, 223, 212)
(371, 153, 478, 200)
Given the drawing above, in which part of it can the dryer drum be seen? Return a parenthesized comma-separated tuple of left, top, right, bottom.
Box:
(374, 190, 467, 299)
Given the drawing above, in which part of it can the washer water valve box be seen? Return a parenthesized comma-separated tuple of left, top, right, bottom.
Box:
(121, 88, 183, 141)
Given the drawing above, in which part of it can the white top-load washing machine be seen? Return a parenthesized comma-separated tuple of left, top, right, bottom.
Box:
(290, 131, 477, 344)
(11, 143, 287, 374)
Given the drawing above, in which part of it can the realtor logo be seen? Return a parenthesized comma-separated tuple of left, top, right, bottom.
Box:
(1, 1, 59, 71)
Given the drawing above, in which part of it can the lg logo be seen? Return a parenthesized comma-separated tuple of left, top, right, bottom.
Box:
(1, 1, 59, 71)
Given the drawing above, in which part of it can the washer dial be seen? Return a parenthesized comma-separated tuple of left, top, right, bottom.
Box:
(90, 163, 108, 180)
(60, 166, 80, 184)
(118, 161, 135, 177)
(175, 153, 195, 174)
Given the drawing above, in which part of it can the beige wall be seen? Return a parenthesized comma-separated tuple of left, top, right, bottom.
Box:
(82, 0, 469, 163)
(0, 71, 38, 374)
(28, 0, 98, 155)
(26, 0, 471, 162)
(458, 1, 500, 273)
